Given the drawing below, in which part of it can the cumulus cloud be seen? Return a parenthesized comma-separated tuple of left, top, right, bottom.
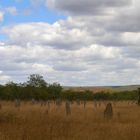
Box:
(0, 0, 140, 85)
(0, 41, 140, 85)
(0, 71, 11, 84)
(2, 15, 140, 48)
(0, 7, 17, 23)
(47, 0, 132, 16)
(106, 0, 140, 32)
(0, 11, 4, 22)
(22, 9, 32, 16)
(30, 0, 46, 7)
(2, 21, 93, 50)
(5, 6, 17, 16)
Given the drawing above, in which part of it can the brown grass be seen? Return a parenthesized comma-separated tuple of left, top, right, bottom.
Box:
(0, 101, 139, 140)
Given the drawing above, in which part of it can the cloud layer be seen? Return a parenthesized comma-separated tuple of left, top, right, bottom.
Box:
(0, 0, 140, 85)
(47, 0, 131, 15)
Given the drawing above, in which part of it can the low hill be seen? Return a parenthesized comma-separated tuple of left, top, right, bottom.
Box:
(63, 85, 140, 93)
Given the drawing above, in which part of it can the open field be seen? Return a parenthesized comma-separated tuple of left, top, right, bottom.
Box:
(0, 101, 139, 140)
(64, 85, 140, 92)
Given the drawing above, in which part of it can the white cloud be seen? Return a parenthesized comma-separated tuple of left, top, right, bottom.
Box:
(0, 0, 140, 85)
(2, 21, 93, 49)
(0, 41, 139, 85)
(0, 71, 11, 84)
(30, 0, 46, 7)
(5, 6, 17, 16)
(46, 0, 131, 16)
(0, 11, 4, 22)
(0, 7, 17, 23)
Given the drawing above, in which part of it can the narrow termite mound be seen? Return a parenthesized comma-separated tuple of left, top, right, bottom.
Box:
(65, 101, 71, 116)
(104, 103, 113, 120)
(15, 99, 21, 108)
(138, 88, 140, 105)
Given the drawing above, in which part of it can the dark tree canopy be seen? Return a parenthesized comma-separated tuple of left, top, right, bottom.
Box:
(0, 74, 139, 101)
(26, 74, 47, 88)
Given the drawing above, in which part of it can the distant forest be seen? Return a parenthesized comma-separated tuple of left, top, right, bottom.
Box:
(0, 74, 139, 101)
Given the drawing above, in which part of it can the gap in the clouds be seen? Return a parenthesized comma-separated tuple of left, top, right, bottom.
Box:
(1, 0, 67, 26)
(0, 34, 8, 41)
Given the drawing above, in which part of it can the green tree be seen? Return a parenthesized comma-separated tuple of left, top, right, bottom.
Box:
(26, 74, 47, 88)
(47, 82, 62, 99)
(4, 81, 19, 100)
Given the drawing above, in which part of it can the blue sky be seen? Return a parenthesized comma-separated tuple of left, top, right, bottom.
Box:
(0, 0, 66, 26)
(0, 0, 66, 41)
(0, 0, 140, 86)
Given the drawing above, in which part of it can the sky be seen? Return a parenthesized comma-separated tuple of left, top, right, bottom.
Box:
(0, 0, 140, 86)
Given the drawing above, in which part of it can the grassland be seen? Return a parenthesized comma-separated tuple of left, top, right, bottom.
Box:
(64, 85, 140, 92)
(0, 101, 139, 140)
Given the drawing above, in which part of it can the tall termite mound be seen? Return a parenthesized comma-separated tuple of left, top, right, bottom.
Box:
(104, 103, 113, 119)
(138, 88, 140, 105)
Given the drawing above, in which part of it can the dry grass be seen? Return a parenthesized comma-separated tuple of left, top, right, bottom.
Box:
(0, 101, 139, 140)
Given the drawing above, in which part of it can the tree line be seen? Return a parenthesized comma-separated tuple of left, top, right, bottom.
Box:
(0, 74, 139, 101)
